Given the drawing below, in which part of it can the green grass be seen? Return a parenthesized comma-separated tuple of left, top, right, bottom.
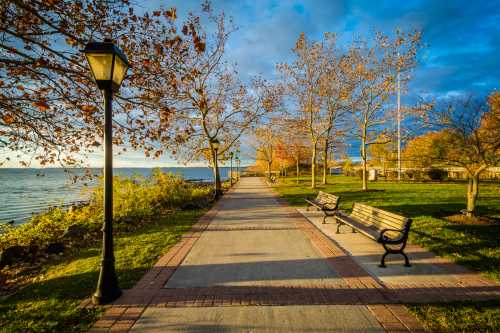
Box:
(0, 209, 206, 333)
(274, 175, 500, 332)
(409, 301, 500, 333)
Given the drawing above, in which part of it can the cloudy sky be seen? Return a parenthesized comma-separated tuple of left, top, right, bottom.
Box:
(5, 0, 500, 168)
(139, 0, 499, 167)
(162, 0, 499, 96)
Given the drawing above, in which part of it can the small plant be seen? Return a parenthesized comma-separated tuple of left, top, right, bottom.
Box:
(0, 170, 213, 266)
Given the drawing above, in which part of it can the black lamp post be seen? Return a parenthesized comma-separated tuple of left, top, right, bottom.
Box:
(236, 148, 241, 181)
(83, 39, 130, 305)
(210, 138, 222, 199)
(229, 151, 234, 186)
(235, 156, 240, 181)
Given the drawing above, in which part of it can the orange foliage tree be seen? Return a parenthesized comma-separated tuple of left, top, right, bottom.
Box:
(278, 119, 309, 183)
(0, 0, 198, 168)
(252, 122, 279, 177)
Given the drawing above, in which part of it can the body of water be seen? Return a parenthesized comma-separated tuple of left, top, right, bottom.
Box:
(0, 167, 230, 225)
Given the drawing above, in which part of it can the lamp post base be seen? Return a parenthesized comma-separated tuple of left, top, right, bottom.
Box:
(92, 286, 122, 305)
(214, 189, 223, 200)
(92, 253, 121, 304)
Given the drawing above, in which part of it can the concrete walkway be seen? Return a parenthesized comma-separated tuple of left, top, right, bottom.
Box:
(89, 177, 436, 332)
(165, 179, 344, 288)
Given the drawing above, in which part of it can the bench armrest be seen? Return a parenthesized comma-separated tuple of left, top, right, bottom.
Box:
(336, 210, 349, 218)
(378, 228, 407, 243)
(305, 199, 324, 208)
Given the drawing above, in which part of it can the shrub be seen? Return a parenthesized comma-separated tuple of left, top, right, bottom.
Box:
(0, 170, 214, 263)
(427, 168, 448, 181)
(404, 170, 424, 181)
(386, 170, 398, 180)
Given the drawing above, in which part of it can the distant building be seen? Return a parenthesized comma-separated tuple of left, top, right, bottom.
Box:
(329, 167, 342, 175)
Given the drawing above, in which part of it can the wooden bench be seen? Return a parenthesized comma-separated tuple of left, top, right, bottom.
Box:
(305, 191, 340, 224)
(335, 203, 412, 268)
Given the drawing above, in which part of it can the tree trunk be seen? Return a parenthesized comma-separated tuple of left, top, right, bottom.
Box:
(267, 161, 272, 180)
(382, 158, 386, 177)
(296, 156, 300, 184)
(322, 139, 328, 185)
(361, 136, 368, 191)
(311, 141, 317, 189)
(466, 173, 480, 217)
(211, 149, 221, 197)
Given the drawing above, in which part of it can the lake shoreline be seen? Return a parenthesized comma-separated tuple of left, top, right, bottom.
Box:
(0, 167, 232, 225)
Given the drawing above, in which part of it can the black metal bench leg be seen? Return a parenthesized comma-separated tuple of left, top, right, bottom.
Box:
(322, 214, 327, 224)
(379, 247, 411, 268)
(379, 252, 389, 268)
(336, 221, 343, 234)
(402, 251, 411, 267)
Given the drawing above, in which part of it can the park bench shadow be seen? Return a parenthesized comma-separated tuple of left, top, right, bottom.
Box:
(164, 257, 493, 289)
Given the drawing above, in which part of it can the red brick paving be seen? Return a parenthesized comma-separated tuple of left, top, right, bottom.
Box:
(87, 179, 499, 332)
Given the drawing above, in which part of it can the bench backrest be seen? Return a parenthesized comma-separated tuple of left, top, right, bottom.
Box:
(316, 191, 340, 210)
(351, 203, 410, 239)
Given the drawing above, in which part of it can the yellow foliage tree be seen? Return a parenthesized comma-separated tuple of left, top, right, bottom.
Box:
(409, 93, 500, 216)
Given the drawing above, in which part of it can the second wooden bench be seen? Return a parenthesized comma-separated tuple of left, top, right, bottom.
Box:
(305, 191, 340, 224)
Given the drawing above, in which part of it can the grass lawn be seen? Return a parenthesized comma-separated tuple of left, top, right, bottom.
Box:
(0, 209, 206, 333)
(274, 175, 500, 333)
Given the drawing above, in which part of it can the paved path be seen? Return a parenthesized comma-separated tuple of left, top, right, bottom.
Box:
(165, 179, 344, 289)
(89, 177, 441, 332)
(134, 178, 384, 332)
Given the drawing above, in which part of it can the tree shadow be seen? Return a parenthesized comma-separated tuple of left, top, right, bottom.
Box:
(4, 268, 147, 303)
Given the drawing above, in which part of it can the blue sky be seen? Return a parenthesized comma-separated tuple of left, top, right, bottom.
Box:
(167, 0, 500, 96)
(129, 0, 500, 167)
(4, 0, 500, 168)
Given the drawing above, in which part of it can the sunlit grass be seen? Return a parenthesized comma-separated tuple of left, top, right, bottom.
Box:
(409, 301, 500, 333)
(0, 209, 205, 333)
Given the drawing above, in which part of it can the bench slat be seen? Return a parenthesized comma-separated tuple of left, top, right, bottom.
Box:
(349, 215, 405, 238)
(305, 199, 323, 209)
(337, 214, 379, 240)
(352, 208, 406, 225)
(350, 210, 405, 230)
(348, 203, 410, 239)
(354, 203, 407, 222)
(315, 191, 339, 210)
(352, 204, 407, 226)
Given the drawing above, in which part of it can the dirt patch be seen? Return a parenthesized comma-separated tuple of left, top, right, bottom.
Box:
(444, 214, 499, 225)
